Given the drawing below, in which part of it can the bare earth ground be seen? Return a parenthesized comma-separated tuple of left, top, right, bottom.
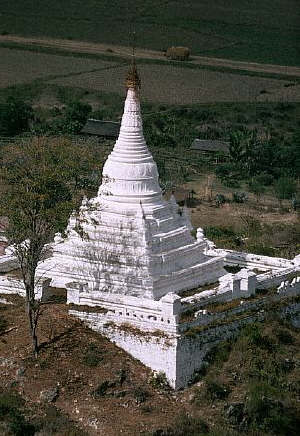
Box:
(1, 35, 300, 78)
(0, 298, 183, 436)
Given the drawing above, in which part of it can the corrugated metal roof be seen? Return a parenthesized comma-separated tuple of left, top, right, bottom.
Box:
(81, 119, 120, 137)
(191, 139, 229, 153)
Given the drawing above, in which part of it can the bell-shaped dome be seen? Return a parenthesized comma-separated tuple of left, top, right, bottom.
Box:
(99, 87, 163, 207)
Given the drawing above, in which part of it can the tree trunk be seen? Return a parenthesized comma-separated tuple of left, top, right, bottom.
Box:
(26, 300, 39, 357)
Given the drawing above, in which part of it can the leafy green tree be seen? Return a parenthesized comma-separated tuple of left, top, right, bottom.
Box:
(248, 178, 266, 202)
(48, 100, 92, 135)
(283, 129, 300, 177)
(274, 177, 297, 201)
(228, 130, 246, 163)
(64, 100, 92, 133)
(0, 96, 33, 136)
(227, 129, 261, 177)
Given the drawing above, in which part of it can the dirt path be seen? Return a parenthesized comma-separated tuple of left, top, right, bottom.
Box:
(1, 35, 300, 78)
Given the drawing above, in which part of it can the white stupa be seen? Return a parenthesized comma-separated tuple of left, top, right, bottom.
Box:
(37, 64, 225, 300)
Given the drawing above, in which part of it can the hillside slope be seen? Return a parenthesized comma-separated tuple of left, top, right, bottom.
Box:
(0, 294, 299, 435)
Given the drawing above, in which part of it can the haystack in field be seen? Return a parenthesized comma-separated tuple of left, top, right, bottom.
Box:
(166, 46, 190, 61)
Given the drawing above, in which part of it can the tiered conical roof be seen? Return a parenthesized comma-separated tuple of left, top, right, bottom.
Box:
(99, 85, 163, 208)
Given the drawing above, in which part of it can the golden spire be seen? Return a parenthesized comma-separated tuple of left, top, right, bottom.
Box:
(125, 61, 141, 90)
(125, 31, 141, 90)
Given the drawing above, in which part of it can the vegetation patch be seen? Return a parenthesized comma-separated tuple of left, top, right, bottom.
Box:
(148, 371, 171, 392)
(244, 382, 300, 435)
(180, 282, 218, 298)
(179, 307, 198, 323)
(68, 303, 108, 314)
(91, 380, 116, 399)
(0, 390, 35, 436)
(0, 316, 8, 334)
(117, 323, 170, 340)
(132, 386, 150, 405)
(205, 299, 241, 314)
(205, 379, 230, 402)
(82, 343, 103, 367)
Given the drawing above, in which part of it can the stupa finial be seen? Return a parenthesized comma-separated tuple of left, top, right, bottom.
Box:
(125, 31, 141, 91)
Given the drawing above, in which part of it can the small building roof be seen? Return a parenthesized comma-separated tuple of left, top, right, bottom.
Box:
(191, 139, 229, 153)
(81, 119, 120, 138)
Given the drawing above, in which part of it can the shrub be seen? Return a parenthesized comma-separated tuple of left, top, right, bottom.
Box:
(248, 178, 265, 199)
(0, 317, 8, 334)
(205, 341, 232, 366)
(82, 343, 103, 367)
(255, 173, 274, 186)
(153, 413, 209, 435)
(35, 405, 86, 436)
(215, 193, 226, 207)
(276, 329, 295, 345)
(115, 368, 127, 386)
(232, 192, 247, 203)
(190, 229, 197, 239)
(65, 100, 91, 126)
(148, 371, 170, 390)
(0, 390, 35, 436)
(0, 391, 24, 415)
(215, 162, 242, 188)
(274, 177, 297, 200)
(245, 383, 300, 435)
(49, 100, 92, 134)
(241, 324, 274, 351)
(291, 198, 300, 211)
(91, 381, 115, 398)
(205, 379, 230, 401)
(204, 226, 236, 239)
(240, 215, 261, 238)
(224, 265, 241, 274)
(246, 244, 276, 257)
(0, 96, 33, 136)
(133, 387, 149, 404)
(275, 102, 295, 111)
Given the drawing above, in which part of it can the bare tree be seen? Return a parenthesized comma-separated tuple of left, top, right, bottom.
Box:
(0, 137, 101, 356)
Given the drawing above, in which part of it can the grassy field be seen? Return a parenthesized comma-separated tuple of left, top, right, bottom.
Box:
(0, 0, 299, 66)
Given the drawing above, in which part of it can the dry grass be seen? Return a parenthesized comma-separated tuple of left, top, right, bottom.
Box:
(48, 64, 297, 104)
(184, 173, 299, 231)
(0, 47, 117, 89)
